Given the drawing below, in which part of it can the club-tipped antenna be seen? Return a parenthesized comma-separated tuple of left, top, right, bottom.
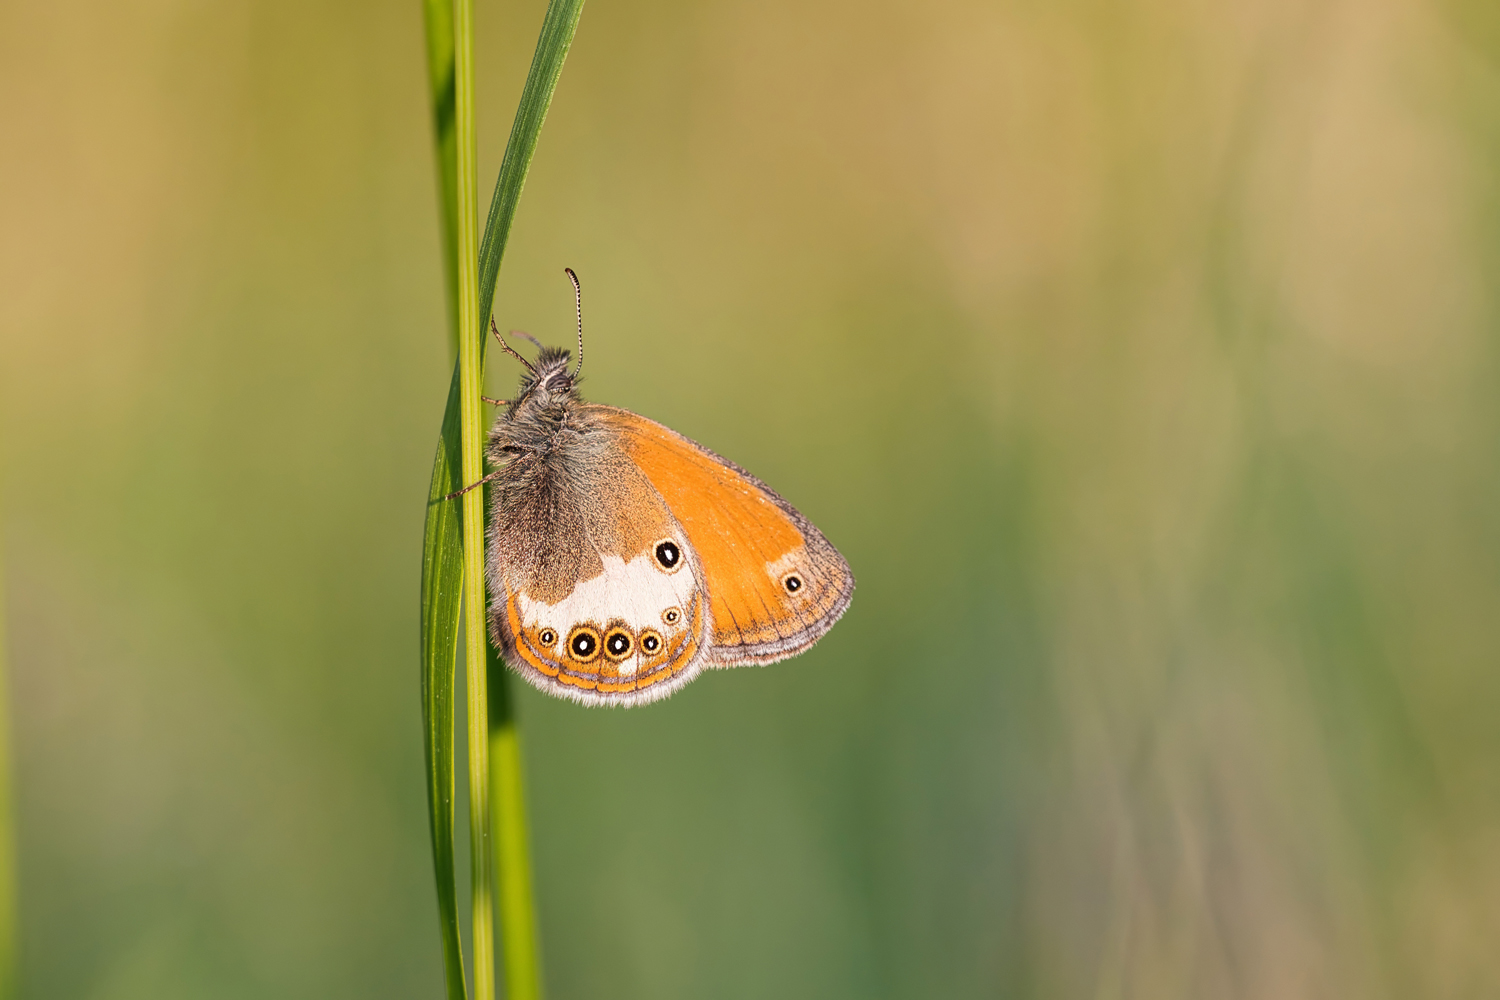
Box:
(565, 267, 584, 377)
(490, 317, 537, 374)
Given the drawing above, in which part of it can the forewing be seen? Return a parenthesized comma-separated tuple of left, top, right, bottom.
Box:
(594, 405, 854, 665)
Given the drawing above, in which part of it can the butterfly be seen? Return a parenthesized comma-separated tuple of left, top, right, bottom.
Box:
(457, 269, 853, 706)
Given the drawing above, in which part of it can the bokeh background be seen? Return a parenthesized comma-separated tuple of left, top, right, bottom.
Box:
(4, 0, 1500, 996)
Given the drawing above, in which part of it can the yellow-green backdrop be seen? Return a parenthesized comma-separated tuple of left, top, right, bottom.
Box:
(3, 0, 1499, 996)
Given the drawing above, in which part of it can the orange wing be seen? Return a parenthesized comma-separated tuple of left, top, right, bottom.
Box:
(594, 406, 854, 665)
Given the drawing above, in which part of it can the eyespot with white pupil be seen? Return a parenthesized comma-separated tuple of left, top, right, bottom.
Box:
(783, 573, 803, 594)
(604, 630, 633, 660)
(654, 540, 681, 572)
(538, 628, 557, 646)
(662, 607, 681, 626)
(567, 626, 600, 663)
(640, 629, 663, 655)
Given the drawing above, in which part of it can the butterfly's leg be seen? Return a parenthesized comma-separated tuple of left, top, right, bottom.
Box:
(490, 317, 537, 372)
(482, 396, 511, 407)
(442, 467, 504, 501)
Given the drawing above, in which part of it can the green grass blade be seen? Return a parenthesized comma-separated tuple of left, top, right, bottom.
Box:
(421, 1, 585, 998)
(477, 7, 586, 999)
(418, 0, 467, 996)
(420, 367, 467, 1000)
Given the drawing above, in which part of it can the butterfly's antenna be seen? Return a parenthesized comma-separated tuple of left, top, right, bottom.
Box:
(510, 329, 545, 352)
(490, 317, 537, 374)
(565, 267, 584, 377)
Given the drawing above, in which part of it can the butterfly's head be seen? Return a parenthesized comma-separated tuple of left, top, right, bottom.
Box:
(518, 346, 579, 405)
(494, 267, 587, 425)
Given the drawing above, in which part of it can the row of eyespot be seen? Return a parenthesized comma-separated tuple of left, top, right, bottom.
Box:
(536, 605, 682, 648)
(536, 606, 684, 663)
(536, 623, 665, 663)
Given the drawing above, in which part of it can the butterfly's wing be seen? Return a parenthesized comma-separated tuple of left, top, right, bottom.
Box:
(593, 405, 854, 666)
(485, 404, 853, 706)
(485, 425, 711, 706)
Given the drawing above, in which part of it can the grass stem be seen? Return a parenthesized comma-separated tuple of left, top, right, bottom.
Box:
(489, 653, 541, 999)
(452, 0, 495, 997)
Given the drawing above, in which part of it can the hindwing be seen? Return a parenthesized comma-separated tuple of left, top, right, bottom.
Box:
(485, 424, 709, 705)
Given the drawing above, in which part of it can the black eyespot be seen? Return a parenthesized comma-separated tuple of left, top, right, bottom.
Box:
(567, 626, 600, 662)
(640, 630, 662, 655)
(604, 630, 633, 660)
(784, 574, 803, 593)
(662, 607, 681, 626)
(654, 540, 681, 570)
(538, 628, 557, 646)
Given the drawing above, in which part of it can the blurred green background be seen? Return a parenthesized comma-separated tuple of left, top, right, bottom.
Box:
(4, 0, 1500, 996)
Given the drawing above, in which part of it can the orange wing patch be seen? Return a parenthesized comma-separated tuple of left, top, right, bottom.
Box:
(596, 406, 854, 664)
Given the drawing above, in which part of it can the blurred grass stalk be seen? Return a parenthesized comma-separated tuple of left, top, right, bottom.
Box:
(488, 648, 541, 1000)
(421, 0, 584, 997)
(422, 0, 461, 361)
(0, 550, 14, 1000)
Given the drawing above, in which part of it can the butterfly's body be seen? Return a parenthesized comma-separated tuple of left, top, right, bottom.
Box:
(484, 346, 853, 706)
